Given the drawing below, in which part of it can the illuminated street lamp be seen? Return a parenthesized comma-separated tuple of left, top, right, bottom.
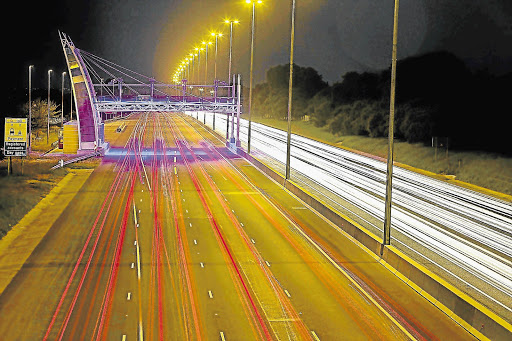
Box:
(47, 69, 53, 144)
(224, 19, 239, 93)
(202, 40, 212, 84)
(195, 47, 204, 85)
(189, 53, 196, 83)
(210, 32, 223, 81)
(246, 0, 263, 154)
(182, 59, 190, 80)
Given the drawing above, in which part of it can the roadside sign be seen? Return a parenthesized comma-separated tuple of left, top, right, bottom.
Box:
(4, 118, 27, 156)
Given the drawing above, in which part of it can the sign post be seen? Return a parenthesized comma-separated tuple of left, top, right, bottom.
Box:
(4, 118, 28, 160)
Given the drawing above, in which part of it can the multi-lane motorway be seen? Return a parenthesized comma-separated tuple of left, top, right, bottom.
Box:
(0, 113, 474, 340)
(201, 112, 512, 318)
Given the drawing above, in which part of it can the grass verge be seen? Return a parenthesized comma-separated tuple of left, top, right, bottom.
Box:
(0, 148, 100, 240)
(0, 158, 66, 239)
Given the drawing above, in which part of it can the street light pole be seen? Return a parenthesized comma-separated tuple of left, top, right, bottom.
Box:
(186, 58, 190, 81)
(28, 65, 33, 154)
(225, 19, 239, 97)
(247, 0, 260, 154)
(211, 32, 222, 82)
(47, 69, 53, 144)
(196, 47, 202, 86)
(202, 41, 211, 85)
(61, 72, 66, 128)
(383, 0, 400, 247)
(285, 0, 296, 180)
(190, 53, 195, 84)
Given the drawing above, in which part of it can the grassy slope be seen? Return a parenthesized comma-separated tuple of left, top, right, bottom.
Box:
(0, 127, 99, 239)
(0, 160, 67, 238)
(253, 117, 512, 197)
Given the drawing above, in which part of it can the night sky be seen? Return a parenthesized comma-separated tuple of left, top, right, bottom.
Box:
(4, 0, 512, 92)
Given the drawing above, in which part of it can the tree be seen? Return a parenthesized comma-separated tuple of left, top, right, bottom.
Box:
(254, 64, 328, 119)
(332, 71, 381, 105)
(21, 98, 60, 132)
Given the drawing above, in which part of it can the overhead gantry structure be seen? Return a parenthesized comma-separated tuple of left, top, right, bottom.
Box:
(59, 31, 242, 153)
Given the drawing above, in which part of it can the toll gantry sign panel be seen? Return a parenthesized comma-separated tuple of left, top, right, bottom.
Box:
(4, 118, 27, 157)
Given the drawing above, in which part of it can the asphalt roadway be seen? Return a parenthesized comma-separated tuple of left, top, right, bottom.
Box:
(0, 113, 475, 340)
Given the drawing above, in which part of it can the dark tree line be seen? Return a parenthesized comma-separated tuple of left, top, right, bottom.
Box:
(253, 52, 512, 155)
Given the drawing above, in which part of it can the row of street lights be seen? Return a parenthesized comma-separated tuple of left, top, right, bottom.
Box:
(27, 66, 72, 150)
(172, 18, 241, 85)
(173, 1, 262, 154)
(172, 0, 400, 247)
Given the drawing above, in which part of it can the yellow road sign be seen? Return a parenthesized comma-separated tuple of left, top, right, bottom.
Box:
(4, 118, 27, 156)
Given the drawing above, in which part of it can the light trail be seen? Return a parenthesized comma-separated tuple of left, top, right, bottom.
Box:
(164, 113, 274, 341)
(43, 135, 137, 340)
(183, 114, 421, 340)
(151, 113, 204, 340)
(189, 111, 512, 311)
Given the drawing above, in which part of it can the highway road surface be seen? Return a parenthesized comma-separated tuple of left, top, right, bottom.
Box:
(0, 112, 475, 340)
(201, 112, 512, 319)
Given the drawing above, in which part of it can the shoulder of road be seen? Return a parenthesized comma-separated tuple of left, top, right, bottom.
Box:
(0, 168, 93, 296)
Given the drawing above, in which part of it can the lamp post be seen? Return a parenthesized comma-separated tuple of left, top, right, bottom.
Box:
(383, 0, 400, 248)
(285, 0, 296, 180)
(210, 32, 223, 82)
(28, 65, 34, 153)
(195, 47, 203, 87)
(246, 0, 262, 154)
(224, 19, 239, 95)
(61, 72, 66, 128)
(189, 53, 196, 84)
(202, 41, 212, 84)
(183, 59, 190, 81)
(47, 69, 53, 144)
